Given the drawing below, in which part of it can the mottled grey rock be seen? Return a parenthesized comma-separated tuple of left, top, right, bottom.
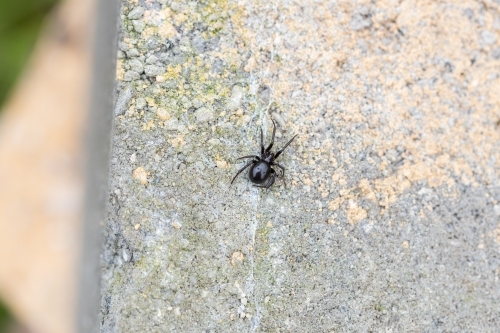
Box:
(118, 41, 129, 51)
(126, 48, 139, 57)
(194, 107, 214, 123)
(132, 20, 145, 33)
(481, 30, 497, 45)
(146, 55, 158, 64)
(135, 97, 146, 109)
(164, 117, 179, 130)
(351, 7, 372, 31)
(493, 47, 500, 59)
(123, 70, 139, 81)
(114, 85, 134, 116)
(144, 64, 164, 76)
(127, 7, 144, 20)
(191, 98, 203, 109)
(128, 59, 144, 74)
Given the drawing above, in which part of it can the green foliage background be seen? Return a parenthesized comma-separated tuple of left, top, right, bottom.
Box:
(0, 0, 59, 107)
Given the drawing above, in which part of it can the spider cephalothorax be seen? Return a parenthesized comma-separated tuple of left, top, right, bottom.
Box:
(231, 120, 297, 189)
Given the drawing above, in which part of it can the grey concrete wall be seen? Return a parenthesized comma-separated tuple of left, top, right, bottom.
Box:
(102, 0, 500, 332)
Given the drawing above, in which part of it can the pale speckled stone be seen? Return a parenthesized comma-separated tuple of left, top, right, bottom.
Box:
(226, 85, 245, 111)
(146, 55, 158, 64)
(126, 48, 139, 58)
(123, 70, 139, 81)
(132, 20, 145, 33)
(128, 59, 144, 74)
(194, 107, 214, 123)
(164, 117, 179, 131)
(127, 7, 144, 20)
(144, 64, 164, 76)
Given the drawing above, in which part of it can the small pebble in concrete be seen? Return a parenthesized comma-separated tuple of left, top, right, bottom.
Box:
(132, 166, 147, 185)
(145, 64, 164, 76)
(123, 70, 139, 81)
(164, 117, 179, 131)
(127, 7, 144, 20)
(226, 85, 245, 111)
(156, 108, 170, 121)
(128, 59, 144, 74)
(195, 107, 214, 123)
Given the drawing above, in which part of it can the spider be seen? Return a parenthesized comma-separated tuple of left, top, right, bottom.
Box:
(231, 120, 297, 189)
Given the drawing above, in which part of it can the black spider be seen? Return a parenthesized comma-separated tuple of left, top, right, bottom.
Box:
(231, 120, 297, 189)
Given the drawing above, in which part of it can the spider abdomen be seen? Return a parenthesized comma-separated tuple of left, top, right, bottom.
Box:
(249, 161, 270, 184)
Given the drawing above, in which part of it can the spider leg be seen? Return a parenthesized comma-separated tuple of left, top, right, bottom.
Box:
(231, 159, 256, 185)
(260, 127, 264, 156)
(265, 119, 277, 153)
(236, 155, 260, 161)
(271, 162, 285, 176)
(252, 180, 271, 188)
(272, 134, 298, 161)
(265, 172, 277, 189)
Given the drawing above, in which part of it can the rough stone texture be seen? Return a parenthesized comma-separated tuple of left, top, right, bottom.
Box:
(102, 0, 500, 332)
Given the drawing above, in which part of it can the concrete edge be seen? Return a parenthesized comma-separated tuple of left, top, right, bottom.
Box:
(78, 0, 120, 332)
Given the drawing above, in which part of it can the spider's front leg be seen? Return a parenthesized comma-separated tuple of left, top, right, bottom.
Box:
(236, 155, 260, 161)
(271, 162, 285, 177)
(231, 159, 256, 185)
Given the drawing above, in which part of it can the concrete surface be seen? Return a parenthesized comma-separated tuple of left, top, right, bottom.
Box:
(102, 0, 500, 331)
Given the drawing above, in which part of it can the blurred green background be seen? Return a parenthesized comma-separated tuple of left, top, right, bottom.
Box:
(0, 0, 59, 108)
(0, 1, 59, 331)
(0, 299, 13, 333)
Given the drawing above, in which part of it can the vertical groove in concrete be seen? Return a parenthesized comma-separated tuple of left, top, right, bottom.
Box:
(79, 0, 120, 332)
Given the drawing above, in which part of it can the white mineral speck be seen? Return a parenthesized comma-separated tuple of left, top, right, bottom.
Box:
(226, 85, 245, 111)
(122, 248, 129, 262)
